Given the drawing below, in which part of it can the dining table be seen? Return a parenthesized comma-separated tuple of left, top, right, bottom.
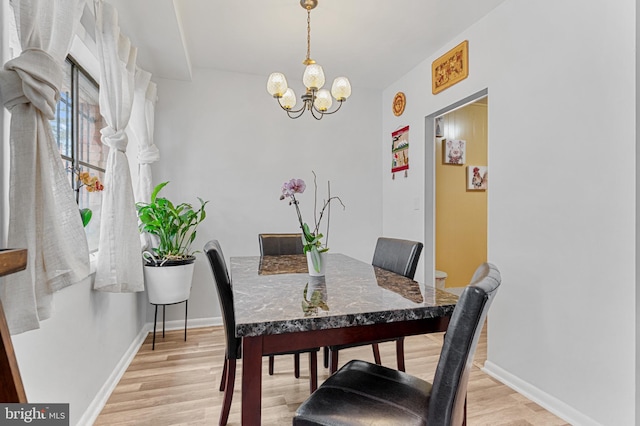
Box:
(230, 253, 459, 425)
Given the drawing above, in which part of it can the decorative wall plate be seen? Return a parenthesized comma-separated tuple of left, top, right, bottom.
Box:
(392, 92, 406, 116)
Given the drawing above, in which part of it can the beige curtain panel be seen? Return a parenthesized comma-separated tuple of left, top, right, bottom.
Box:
(130, 67, 159, 251)
(0, 0, 88, 334)
(93, 0, 144, 292)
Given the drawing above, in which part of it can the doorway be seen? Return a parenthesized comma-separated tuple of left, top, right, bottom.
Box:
(424, 89, 488, 292)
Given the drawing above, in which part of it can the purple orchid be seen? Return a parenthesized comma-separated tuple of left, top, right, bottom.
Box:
(281, 178, 306, 198)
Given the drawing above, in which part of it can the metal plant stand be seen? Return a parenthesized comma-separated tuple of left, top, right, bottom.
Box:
(151, 299, 188, 350)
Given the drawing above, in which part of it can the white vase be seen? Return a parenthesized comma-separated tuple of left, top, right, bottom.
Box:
(144, 262, 195, 304)
(306, 251, 326, 277)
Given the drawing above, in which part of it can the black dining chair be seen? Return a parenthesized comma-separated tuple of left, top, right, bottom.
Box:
(326, 237, 423, 373)
(258, 233, 307, 377)
(204, 240, 319, 426)
(259, 233, 304, 257)
(293, 262, 501, 426)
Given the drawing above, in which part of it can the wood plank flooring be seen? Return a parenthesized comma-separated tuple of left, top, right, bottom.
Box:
(95, 326, 569, 425)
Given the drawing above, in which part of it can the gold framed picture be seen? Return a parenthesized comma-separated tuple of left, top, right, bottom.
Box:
(432, 40, 469, 94)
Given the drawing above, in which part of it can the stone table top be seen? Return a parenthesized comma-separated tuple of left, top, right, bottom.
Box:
(231, 253, 458, 338)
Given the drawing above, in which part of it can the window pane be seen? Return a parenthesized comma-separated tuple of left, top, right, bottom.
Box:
(77, 72, 106, 170)
(52, 60, 73, 158)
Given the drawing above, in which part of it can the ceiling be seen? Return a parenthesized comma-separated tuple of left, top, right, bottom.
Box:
(105, 0, 508, 90)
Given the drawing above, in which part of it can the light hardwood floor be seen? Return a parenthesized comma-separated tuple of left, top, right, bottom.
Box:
(95, 326, 569, 426)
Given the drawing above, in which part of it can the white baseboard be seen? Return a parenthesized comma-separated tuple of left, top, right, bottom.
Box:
(482, 360, 601, 426)
(152, 315, 222, 332)
(80, 316, 222, 425)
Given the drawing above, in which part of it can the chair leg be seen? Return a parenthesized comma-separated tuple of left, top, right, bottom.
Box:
(269, 355, 275, 375)
(330, 349, 339, 374)
(309, 351, 318, 393)
(462, 395, 467, 426)
(219, 358, 236, 426)
(323, 346, 329, 368)
(294, 353, 301, 378)
(219, 359, 227, 392)
(372, 343, 382, 365)
(396, 337, 405, 372)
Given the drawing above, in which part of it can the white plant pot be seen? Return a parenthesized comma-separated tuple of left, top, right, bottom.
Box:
(306, 251, 326, 277)
(144, 262, 195, 305)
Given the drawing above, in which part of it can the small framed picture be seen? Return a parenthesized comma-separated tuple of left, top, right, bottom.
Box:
(467, 166, 488, 190)
(435, 116, 444, 138)
(443, 139, 465, 165)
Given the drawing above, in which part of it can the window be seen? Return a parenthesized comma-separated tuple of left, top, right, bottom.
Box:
(50, 57, 106, 252)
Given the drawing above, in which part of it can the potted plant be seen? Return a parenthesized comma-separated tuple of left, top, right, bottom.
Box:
(136, 181, 208, 304)
(280, 172, 344, 276)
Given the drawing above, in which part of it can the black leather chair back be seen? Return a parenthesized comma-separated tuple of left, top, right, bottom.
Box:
(204, 240, 241, 360)
(371, 237, 424, 279)
(427, 262, 501, 425)
(259, 233, 304, 256)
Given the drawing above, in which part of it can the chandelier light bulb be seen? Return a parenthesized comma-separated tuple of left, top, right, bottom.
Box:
(314, 89, 332, 111)
(303, 64, 325, 90)
(331, 77, 351, 101)
(267, 72, 288, 97)
(280, 88, 297, 109)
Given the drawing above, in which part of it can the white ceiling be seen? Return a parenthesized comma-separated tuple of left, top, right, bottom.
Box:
(106, 0, 508, 90)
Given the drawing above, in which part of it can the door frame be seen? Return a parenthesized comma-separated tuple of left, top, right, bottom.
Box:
(423, 88, 488, 288)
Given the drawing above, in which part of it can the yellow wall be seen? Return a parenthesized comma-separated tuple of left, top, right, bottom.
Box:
(435, 101, 487, 287)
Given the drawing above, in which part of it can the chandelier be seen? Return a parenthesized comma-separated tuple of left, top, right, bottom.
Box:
(266, 0, 352, 120)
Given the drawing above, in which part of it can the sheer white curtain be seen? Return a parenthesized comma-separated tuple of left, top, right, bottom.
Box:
(0, 0, 88, 334)
(130, 67, 159, 251)
(93, 0, 143, 292)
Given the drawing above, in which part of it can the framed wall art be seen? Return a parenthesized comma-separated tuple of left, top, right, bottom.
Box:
(443, 139, 465, 165)
(435, 116, 444, 137)
(432, 40, 469, 94)
(467, 166, 488, 190)
(391, 125, 410, 178)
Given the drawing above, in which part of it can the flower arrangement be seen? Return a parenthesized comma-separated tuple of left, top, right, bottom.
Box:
(280, 172, 345, 272)
(69, 167, 104, 227)
(76, 170, 104, 192)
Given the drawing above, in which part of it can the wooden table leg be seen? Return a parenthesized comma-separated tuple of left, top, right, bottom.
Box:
(242, 336, 263, 426)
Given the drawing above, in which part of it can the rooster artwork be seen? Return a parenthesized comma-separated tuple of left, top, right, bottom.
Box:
(467, 166, 488, 190)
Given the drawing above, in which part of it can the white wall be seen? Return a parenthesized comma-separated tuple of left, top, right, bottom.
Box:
(383, 0, 636, 425)
(152, 68, 383, 322)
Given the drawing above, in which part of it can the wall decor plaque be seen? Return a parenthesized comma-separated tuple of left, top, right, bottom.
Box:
(432, 40, 469, 94)
(392, 92, 406, 116)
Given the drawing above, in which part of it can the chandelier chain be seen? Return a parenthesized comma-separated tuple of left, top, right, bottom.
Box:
(306, 8, 311, 62)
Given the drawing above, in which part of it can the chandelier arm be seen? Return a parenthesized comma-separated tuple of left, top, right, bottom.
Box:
(286, 107, 309, 119)
(309, 107, 324, 120)
(311, 100, 345, 116)
(276, 98, 306, 114)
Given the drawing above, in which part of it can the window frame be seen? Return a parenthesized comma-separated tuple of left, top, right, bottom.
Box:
(55, 55, 105, 252)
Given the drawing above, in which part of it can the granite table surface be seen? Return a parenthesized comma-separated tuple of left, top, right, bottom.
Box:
(230, 253, 458, 338)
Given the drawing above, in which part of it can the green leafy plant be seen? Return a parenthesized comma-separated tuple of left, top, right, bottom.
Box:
(136, 181, 208, 265)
